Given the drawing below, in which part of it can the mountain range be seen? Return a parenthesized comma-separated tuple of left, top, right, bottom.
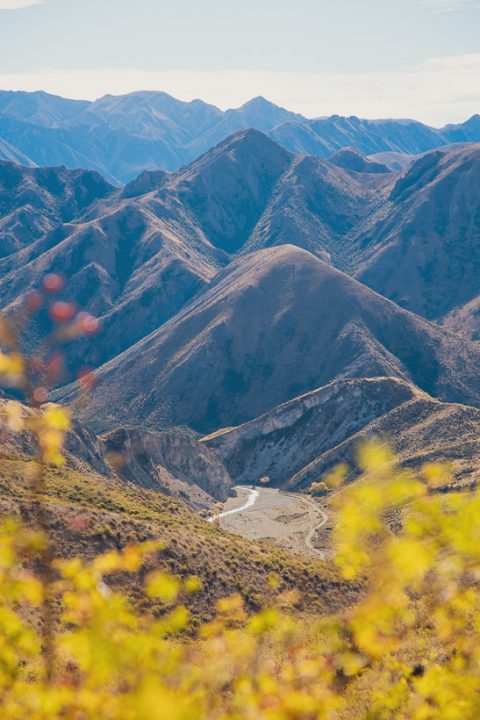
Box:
(1, 89, 480, 183)
(0, 128, 392, 374)
(1, 108, 480, 501)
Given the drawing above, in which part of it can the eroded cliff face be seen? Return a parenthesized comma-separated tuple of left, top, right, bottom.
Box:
(103, 427, 233, 507)
(203, 378, 421, 488)
(0, 399, 232, 509)
(204, 375, 480, 492)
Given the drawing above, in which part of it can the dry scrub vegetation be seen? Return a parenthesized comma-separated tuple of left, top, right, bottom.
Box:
(0, 452, 353, 622)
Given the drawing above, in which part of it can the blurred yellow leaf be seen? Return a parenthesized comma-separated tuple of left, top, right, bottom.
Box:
(146, 571, 180, 603)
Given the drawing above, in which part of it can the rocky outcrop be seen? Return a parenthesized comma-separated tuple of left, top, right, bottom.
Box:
(203, 378, 419, 486)
(103, 427, 233, 507)
(204, 377, 480, 491)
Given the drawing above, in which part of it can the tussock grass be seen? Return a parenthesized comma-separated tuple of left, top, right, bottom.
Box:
(0, 453, 358, 620)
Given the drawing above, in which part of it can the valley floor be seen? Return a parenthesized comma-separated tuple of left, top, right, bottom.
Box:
(218, 486, 328, 558)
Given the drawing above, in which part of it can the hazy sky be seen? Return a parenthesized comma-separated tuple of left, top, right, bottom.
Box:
(0, 0, 479, 124)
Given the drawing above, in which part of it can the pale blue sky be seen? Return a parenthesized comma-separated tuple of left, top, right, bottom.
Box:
(0, 0, 479, 124)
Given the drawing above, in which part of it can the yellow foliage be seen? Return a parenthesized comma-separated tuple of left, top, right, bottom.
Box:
(184, 576, 202, 594)
(42, 404, 71, 432)
(0, 437, 480, 717)
(3, 401, 25, 432)
(323, 464, 348, 490)
(0, 351, 25, 387)
(146, 571, 180, 603)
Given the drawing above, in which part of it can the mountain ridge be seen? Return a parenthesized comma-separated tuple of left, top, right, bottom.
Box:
(1, 89, 479, 183)
(352, 143, 480, 322)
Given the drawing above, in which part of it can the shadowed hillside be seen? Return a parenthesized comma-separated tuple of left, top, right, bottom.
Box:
(353, 144, 480, 321)
(58, 245, 480, 433)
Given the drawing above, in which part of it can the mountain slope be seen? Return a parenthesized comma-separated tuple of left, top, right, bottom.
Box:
(0, 90, 88, 126)
(151, 130, 387, 262)
(0, 397, 231, 509)
(103, 427, 233, 507)
(0, 196, 226, 373)
(352, 144, 480, 320)
(59, 245, 480, 434)
(241, 152, 389, 262)
(0, 161, 115, 258)
(289, 393, 480, 491)
(204, 377, 417, 486)
(0, 137, 36, 166)
(271, 114, 477, 157)
(0, 404, 350, 621)
(329, 148, 390, 174)
(443, 297, 480, 341)
(161, 129, 294, 254)
(1, 137, 479, 379)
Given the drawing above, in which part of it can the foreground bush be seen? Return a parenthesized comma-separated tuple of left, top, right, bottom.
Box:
(0, 436, 478, 718)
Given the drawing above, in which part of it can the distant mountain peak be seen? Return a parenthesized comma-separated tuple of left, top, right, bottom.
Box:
(465, 114, 480, 126)
(217, 126, 285, 146)
(240, 95, 278, 108)
(330, 147, 391, 174)
(122, 168, 168, 198)
(224, 96, 306, 133)
(188, 127, 294, 166)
